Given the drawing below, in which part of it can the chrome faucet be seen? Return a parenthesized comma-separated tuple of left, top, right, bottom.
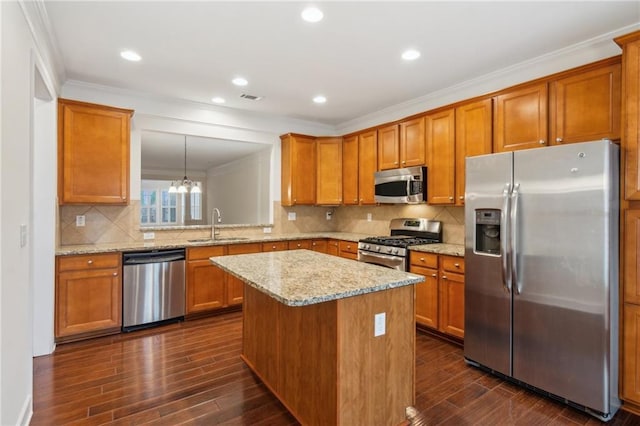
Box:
(211, 208, 222, 240)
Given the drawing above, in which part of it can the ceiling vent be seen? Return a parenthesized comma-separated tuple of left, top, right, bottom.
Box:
(240, 93, 263, 101)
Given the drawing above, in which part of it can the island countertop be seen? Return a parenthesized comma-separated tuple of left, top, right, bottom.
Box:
(210, 249, 424, 307)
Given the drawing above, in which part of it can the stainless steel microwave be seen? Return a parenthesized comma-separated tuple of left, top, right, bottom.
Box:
(374, 166, 426, 204)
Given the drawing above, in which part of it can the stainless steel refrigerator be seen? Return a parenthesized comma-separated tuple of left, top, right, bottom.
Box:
(464, 140, 620, 421)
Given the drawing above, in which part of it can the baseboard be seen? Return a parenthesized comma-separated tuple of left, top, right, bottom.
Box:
(17, 393, 32, 426)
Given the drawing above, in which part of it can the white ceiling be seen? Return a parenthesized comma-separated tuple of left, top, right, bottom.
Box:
(43, 1, 639, 166)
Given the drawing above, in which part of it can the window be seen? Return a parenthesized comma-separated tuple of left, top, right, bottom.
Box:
(141, 179, 203, 225)
(190, 191, 202, 220)
(140, 189, 157, 225)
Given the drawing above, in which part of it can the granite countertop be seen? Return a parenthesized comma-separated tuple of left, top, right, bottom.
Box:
(411, 243, 465, 257)
(210, 250, 424, 307)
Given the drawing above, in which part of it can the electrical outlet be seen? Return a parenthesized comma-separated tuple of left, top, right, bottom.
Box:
(76, 215, 86, 227)
(326, 211, 333, 220)
(374, 312, 386, 337)
(288, 212, 297, 221)
(263, 227, 272, 234)
(143, 232, 155, 240)
(367, 213, 372, 222)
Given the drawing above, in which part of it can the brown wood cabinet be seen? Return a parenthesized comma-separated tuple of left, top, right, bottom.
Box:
(493, 83, 548, 152)
(186, 246, 227, 314)
(400, 116, 426, 168)
(327, 239, 340, 256)
(409, 252, 439, 329)
(455, 98, 493, 206)
(618, 30, 640, 413)
(377, 124, 400, 170)
(358, 130, 378, 204)
(310, 239, 328, 253)
(58, 98, 133, 205)
(342, 135, 359, 205)
(338, 240, 358, 260)
(262, 241, 288, 252)
(55, 253, 122, 341)
(316, 137, 343, 205)
(550, 61, 621, 146)
(426, 108, 456, 204)
(280, 133, 316, 206)
(409, 252, 464, 339)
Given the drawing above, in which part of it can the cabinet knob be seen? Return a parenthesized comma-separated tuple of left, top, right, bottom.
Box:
(431, 273, 437, 277)
(312, 242, 316, 246)
(420, 257, 425, 262)
(402, 161, 406, 164)
(87, 260, 93, 265)
(360, 199, 363, 202)
(442, 275, 447, 280)
(297, 244, 301, 247)
(449, 196, 454, 201)
(454, 263, 460, 268)
(459, 196, 464, 200)
(272, 245, 276, 249)
(539, 140, 546, 145)
(556, 137, 563, 143)
(113, 272, 118, 277)
(354, 198, 358, 202)
(394, 161, 398, 165)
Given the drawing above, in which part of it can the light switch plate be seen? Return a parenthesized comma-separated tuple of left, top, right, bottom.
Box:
(76, 215, 86, 227)
(263, 227, 272, 233)
(143, 232, 155, 240)
(287, 212, 296, 221)
(374, 312, 386, 337)
(367, 213, 372, 222)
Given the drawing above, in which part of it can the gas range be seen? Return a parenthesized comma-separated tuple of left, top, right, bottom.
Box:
(357, 218, 442, 271)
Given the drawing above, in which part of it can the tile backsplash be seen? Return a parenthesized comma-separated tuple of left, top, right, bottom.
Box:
(59, 201, 465, 245)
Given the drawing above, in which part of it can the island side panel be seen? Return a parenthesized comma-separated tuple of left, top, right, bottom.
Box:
(278, 300, 338, 426)
(336, 285, 415, 426)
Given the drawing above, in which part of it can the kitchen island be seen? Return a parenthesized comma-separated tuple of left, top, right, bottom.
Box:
(210, 250, 424, 426)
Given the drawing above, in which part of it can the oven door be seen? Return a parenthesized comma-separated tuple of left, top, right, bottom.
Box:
(358, 250, 406, 271)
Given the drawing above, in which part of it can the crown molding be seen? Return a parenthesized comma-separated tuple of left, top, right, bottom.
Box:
(336, 23, 639, 135)
(18, 0, 66, 93)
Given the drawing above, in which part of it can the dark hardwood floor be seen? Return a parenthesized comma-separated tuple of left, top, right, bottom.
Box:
(33, 311, 640, 425)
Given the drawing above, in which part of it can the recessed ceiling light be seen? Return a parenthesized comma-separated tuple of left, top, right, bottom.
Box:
(301, 7, 323, 23)
(313, 95, 327, 104)
(232, 77, 248, 86)
(120, 50, 141, 62)
(401, 49, 421, 61)
(211, 97, 226, 104)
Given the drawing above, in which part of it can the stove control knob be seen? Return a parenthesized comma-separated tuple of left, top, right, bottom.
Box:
(365, 244, 370, 250)
(375, 246, 381, 252)
(392, 248, 399, 255)
(386, 247, 392, 253)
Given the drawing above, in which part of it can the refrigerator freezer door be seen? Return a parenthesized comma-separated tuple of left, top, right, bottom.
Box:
(511, 141, 618, 414)
(464, 151, 513, 376)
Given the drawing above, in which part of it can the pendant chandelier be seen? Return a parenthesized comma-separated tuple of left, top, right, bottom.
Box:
(169, 135, 201, 194)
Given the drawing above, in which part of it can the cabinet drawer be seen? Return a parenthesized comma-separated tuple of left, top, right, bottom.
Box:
(288, 240, 312, 250)
(410, 252, 438, 269)
(441, 256, 465, 274)
(262, 241, 288, 252)
(227, 243, 262, 255)
(57, 253, 120, 272)
(187, 245, 226, 261)
(339, 241, 358, 254)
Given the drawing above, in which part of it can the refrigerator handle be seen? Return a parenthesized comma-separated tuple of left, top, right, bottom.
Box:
(510, 183, 521, 294)
(501, 182, 512, 293)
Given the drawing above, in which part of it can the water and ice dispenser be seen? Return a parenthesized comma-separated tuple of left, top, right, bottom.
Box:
(475, 209, 501, 255)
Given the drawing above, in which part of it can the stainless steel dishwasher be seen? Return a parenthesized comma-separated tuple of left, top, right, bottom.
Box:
(122, 248, 186, 331)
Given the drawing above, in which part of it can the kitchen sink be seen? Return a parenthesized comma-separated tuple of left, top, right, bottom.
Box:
(187, 237, 249, 243)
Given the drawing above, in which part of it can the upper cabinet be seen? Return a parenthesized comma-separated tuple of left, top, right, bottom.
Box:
(377, 124, 400, 170)
(550, 61, 621, 145)
(616, 33, 640, 200)
(358, 130, 378, 205)
(455, 98, 493, 206)
(377, 118, 426, 170)
(316, 137, 343, 205)
(281, 133, 316, 206)
(493, 83, 548, 152)
(426, 108, 456, 205)
(58, 98, 133, 205)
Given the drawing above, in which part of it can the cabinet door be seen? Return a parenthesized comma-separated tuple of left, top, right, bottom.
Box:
(455, 99, 493, 206)
(56, 268, 121, 338)
(494, 83, 548, 152)
(317, 137, 343, 205)
(400, 117, 426, 167)
(226, 243, 262, 305)
(625, 209, 640, 304)
(339, 241, 358, 260)
(280, 134, 316, 206)
(310, 239, 328, 253)
(342, 135, 359, 205)
(426, 108, 456, 204)
(439, 271, 465, 339)
(377, 124, 400, 170)
(617, 35, 640, 200)
(410, 265, 439, 329)
(186, 259, 226, 313)
(623, 303, 640, 404)
(58, 99, 132, 204)
(550, 62, 621, 145)
(358, 130, 378, 204)
(288, 240, 312, 250)
(327, 239, 340, 256)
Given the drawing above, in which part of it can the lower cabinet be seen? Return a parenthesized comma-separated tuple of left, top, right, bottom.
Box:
(55, 253, 122, 342)
(226, 243, 262, 306)
(327, 239, 340, 256)
(186, 246, 227, 314)
(338, 240, 358, 260)
(409, 252, 465, 339)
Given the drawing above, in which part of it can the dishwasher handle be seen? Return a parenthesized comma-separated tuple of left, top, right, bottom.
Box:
(123, 249, 185, 265)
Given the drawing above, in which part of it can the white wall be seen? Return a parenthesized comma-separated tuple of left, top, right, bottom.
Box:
(1, 1, 59, 424)
(206, 148, 271, 225)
